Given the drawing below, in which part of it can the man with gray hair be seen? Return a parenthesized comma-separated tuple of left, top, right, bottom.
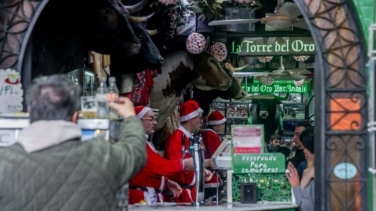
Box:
(0, 74, 146, 211)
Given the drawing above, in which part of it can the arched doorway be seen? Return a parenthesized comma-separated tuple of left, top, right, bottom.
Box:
(295, 1, 368, 210)
(0, 0, 369, 210)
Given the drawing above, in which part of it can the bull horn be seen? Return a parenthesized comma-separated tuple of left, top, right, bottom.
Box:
(225, 63, 250, 72)
(147, 29, 159, 36)
(232, 63, 251, 72)
(129, 12, 155, 23)
(123, 0, 149, 14)
(225, 63, 234, 72)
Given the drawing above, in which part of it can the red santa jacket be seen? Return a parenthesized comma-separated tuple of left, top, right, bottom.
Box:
(200, 129, 221, 187)
(200, 129, 221, 159)
(129, 142, 184, 204)
(164, 126, 196, 202)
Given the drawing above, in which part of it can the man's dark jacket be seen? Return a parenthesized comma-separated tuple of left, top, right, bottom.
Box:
(0, 117, 146, 211)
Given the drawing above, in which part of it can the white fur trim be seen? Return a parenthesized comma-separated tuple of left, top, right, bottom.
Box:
(180, 108, 203, 122)
(137, 107, 152, 119)
(208, 118, 226, 125)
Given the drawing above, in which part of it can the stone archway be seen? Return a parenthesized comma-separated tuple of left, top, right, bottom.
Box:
(0, 0, 369, 210)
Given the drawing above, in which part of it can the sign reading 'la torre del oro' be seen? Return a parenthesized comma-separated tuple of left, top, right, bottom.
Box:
(229, 37, 316, 56)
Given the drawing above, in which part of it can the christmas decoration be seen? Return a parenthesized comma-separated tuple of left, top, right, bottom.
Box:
(186, 32, 207, 54)
(210, 42, 227, 62)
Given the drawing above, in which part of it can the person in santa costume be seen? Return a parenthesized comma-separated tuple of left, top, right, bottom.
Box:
(164, 100, 215, 203)
(201, 111, 226, 159)
(200, 110, 226, 200)
(128, 106, 196, 205)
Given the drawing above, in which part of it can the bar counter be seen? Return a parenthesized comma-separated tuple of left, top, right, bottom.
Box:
(129, 202, 297, 211)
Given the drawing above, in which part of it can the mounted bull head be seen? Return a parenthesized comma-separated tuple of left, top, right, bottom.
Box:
(109, 0, 163, 91)
(244, 93, 289, 145)
(110, 22, 164, 91)
(123, 0, 149, 14)
(31, 0, 144, 77)
(150, 50, 232, 131)
(75, 0, 142, 57)
(183, 63, 247, 117)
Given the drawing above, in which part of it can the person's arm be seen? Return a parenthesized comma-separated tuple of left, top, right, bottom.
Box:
(165, 179, 182, 197)
(108, 98, 147, 185)
(142, 145, 192, 177)
(286, 162, 314, 211)
(292, 180, 315, 211)
(286, 162, 301, 203)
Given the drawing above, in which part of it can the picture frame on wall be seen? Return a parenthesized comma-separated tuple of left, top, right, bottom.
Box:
(281, 93, 303, 103)
(282, 103, 306, 120)
(226, 103, 249, 119)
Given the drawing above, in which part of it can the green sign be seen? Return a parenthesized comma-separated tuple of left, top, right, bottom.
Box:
(242, 80, 310, 94)
(233, 153, 286, 174)
(229, 37, 315, 56)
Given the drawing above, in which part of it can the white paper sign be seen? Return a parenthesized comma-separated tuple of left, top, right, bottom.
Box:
(0, 68, 23, 114)
(232, 125, 263, 154)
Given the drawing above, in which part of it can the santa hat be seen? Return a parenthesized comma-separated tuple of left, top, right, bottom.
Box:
(180, 100, 203, 122)
(208, 111, 226, 125)
(135, 106, 152, 119)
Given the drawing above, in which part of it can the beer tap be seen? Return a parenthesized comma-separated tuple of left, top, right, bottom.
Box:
(188, 133, 205, 207)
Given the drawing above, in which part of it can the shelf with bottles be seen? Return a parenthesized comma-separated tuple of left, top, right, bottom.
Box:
(66, 69, 96, 96)
(210, 99, 251, 135)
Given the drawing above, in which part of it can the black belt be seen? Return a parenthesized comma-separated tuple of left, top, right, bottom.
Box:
(179, 184, 194, 190)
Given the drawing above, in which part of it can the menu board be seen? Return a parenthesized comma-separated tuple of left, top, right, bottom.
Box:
(232, 153, 286, 174)
(232, 125, 263, 154)
(0, 69, 23, 114)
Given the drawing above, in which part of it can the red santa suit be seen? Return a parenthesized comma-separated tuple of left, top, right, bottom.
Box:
(164, 125, 196, 203)
(200, 111, 226, 197)
(164, 100, 204, 203)
(128, 105, 186, 205)
(200, 129, 221, 159)
(200, 128, 222, 193)
(129, 139, 184, 204)
(201, 110, 226, 159)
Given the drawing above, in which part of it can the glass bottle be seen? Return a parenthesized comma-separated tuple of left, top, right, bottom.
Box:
(116, 183, 129, 211)
(108, 77, 119, 119)
(96, 77, 108, 118)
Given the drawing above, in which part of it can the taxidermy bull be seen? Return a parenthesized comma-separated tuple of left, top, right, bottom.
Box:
(245, 93, 288, 145)
(30, 0, 159, 78)
(183, 63, 247, 117)
(150, 50, 232, 132)
(111, 0, 164, 77)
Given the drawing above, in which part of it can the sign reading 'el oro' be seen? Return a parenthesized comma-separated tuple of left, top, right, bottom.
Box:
(229, 37, 315, 56)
